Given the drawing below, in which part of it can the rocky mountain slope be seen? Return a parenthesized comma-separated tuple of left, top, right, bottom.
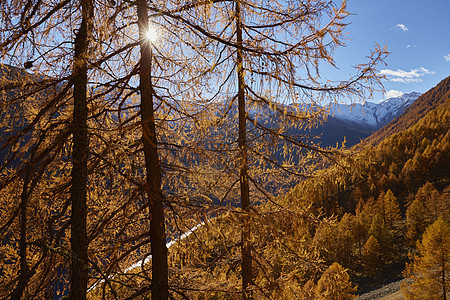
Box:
(365, 76, 450, 145)
(304, 92, 420, 148)
(330, 92, 421, 128)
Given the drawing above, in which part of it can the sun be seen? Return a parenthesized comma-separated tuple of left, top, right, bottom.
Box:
(145, 26, 158, 43)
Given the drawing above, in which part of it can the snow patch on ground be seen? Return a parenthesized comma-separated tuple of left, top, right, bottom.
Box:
(88, 222, 205, 292)
(124, 222, 205, 273)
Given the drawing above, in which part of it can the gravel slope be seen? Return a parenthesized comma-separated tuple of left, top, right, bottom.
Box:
(356, 279, 405, 300)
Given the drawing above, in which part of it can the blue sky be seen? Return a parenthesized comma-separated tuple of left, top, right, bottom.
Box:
(328, 0, 450, 102)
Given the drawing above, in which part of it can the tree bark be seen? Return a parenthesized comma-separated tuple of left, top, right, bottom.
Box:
(235, 1, 252, 298)
(137, 1, 169, 299)
(10, 166, 32, 300)
(442, 247, 447, 300)
(70, 0, 93, 298)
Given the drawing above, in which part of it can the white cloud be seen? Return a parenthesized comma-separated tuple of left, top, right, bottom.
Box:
(390, 77, 423, 83)
(406, 44, 417, 49)
(384, 90, 404, 99)
(444, 54, 450, 62)
(392, 24, 409, 31)
(379, 67, 435, 83)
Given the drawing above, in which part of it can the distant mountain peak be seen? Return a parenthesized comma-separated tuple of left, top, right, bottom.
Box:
(365, 76, 450, 146)
(329, 92, 421, 128)
(379, 91, 422, 103)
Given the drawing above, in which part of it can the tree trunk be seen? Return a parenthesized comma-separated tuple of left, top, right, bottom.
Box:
(235, 1, 252, 298)
(70, 0, 93, 298)
(442, 247, 447, 300)
(137, 1, 169, 299)
(10, 166, 32, 299)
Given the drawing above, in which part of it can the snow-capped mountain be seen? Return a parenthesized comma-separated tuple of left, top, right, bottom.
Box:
(233, 91, 421, 148)
(301, 92, 422, 148)
(329, 92, 421, 129)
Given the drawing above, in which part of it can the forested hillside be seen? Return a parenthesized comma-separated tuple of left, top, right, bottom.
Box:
(1, 69, 448, 299)
(1, 68, 448, 299)
(365, 76, 450, 146)
(0, 0, 447, 298)
(154, 78, 449, 299)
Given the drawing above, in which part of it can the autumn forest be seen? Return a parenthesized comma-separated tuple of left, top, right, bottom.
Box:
(0, 0, 449, 299)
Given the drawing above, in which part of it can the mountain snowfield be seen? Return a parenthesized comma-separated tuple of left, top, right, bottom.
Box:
(329, 92, 422, 128)
(245, 92, 422, 148)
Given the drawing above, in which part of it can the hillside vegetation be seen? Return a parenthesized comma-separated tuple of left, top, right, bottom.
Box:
(366, 76, 450, 146)
(147, 79, 449, 299)
(1, 0, 446, 297)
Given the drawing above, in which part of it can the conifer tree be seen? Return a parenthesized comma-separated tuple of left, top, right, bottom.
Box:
(406, 182, 447, 245)
(406, 197, 428, 244)
(0, 0, 96, 297)
(369, 213, 391, 250)
(402, 218, 450, 300)
(363, 235, 382, 276)
(315, 262, 357, 300)
(136, 1, 169, 298)
(352, 214, 367, 263)
(382, 189, 401, 228)
(314, 220, 340, 264)
(302, 279, 316, 300)
(0, 0, 389, 297)
(416, 182, 447, 222)
(171, 0, 388, 293)
(69, 1, 94, 299)
(338, 213, 357, 267)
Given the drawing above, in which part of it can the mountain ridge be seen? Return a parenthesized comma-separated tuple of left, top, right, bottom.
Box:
(330, 92, 421, 128)
(365, 76, 450, 145)
(305, 92, 420, 148)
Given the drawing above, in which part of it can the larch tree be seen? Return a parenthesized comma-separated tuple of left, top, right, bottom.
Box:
(0, 0, 92, 297)
(163, 0, 388, 295)
(1, 0, 223, 294)
(0, 0, 141, 297)
(377, 189, 401, 229)
(70, 1, 228, 298)
(405, 182, 446, 245)
(363, 235, 382, 276)
(368, 213, 393, 264)
(0, 0, 388, 298)
(70, 0, 94, 298)
(415, 182, 447, 222)
(402, 218, 450, 300)
(315, 262, 356, 300)
(136, 0, 168, 297)
(406, 196, 428, 244)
